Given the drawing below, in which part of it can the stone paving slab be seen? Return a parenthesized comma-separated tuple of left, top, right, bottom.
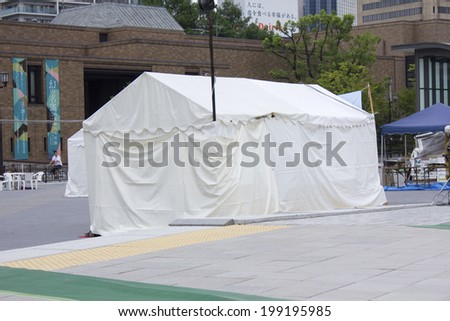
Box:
(2, 184, 450, 301)
(48, 223, 450, 301)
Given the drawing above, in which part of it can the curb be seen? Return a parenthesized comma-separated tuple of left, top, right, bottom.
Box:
(169, 203, 433, 226)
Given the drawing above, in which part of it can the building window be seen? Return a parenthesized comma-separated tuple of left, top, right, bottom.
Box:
(438, 7, 450, 14)
(99, 33, 108, 42)
(28, 64, 43, 104)
(362, 0, 421, 11)
(405, 56, 415, 88)
(185, 67, 199, 75)
(418, 56, 450, 110)
(362, 7, 422, 22)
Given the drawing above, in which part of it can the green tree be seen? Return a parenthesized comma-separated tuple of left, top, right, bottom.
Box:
(240, 22, 274, 40)
(262, 10, 380, 92)
(141, 0, 199, 31)
(370, 79, 417, 157)
(141, 0, 165, 7)
(317, 62, 369, 94)
(142, 0, 164, 5)
(394, 87, 416, 119)
(196, 0, 272, 39)
(370, 78, 415, 128)
(142, 0, 272, 39)
(214, 0, 251, 37)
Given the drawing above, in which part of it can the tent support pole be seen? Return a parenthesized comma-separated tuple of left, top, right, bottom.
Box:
(404, 134, 407, 161)
(381, 134, 385, 186)
(207, 10, 216, 122)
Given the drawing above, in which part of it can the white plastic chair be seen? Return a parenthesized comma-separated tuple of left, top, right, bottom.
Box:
(30, 172, 44, 190)
(12, 174, 26, 191)
(34, 171, 44, 182)
(2, 173, 14, 191)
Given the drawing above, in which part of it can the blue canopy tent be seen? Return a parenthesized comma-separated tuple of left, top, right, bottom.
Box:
(381, 103, 450, 135)
(380, 103, 450, 186)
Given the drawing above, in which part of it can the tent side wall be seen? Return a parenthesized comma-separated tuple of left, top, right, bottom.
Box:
(85, 118, 386, 235)
(84, 121, 280, 235)
(266, 118, 386, 211)
(65, 130, 88, 198)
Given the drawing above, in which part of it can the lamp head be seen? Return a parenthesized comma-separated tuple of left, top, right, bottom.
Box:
(198, 0, 216, 13)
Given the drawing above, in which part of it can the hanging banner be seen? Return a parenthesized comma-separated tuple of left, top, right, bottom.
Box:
(45, 59, 60, 158)
(12, 58, 28, 160)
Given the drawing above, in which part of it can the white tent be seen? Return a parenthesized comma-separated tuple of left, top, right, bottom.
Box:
(339, 90, 362, 109)
(64, 129, 88, 197)
(83, 72, 386, 235)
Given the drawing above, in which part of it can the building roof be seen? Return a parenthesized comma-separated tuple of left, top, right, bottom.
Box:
(392, 42, 450, 53)
(51, 3, 184, 31)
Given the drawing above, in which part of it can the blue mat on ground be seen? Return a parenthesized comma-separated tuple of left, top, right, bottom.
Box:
(384, 182, 450, 191)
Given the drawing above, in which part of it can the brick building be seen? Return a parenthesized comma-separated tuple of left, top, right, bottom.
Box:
(1, 3, 450, 168)
(0, 4, 287, 167)
(355, 19, 450, 111)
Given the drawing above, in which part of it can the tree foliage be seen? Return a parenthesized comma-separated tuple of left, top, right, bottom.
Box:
(262, 10, 380, 93)
(370, 80, 417, 156)
(141, 0, 272, 39)
(141, 0, 200, 31)
(317, 62, 369, 94)
(214, 1, 251, 37)
(375, 84, 415, 128)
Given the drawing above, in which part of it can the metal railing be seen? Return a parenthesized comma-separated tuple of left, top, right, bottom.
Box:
(0, 4, 57, 17)
(3, 161, 68, 182)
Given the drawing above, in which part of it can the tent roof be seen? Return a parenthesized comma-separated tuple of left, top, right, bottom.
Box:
(83, 72, 373, 134)
(67, 129, 84, 147)
(381, 103, 450, 135)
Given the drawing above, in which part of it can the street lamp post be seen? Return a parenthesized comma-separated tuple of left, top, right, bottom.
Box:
(388, 78, 394, 159)
(388, 78, 393, 124)
(198, 0, 217, 121)
(0, 71, 9, 175)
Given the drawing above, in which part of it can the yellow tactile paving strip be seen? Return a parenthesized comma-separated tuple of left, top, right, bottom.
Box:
(0, 225, 287, 271)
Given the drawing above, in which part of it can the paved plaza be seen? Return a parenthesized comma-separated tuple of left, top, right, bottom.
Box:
(1, 183, 450, 300)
